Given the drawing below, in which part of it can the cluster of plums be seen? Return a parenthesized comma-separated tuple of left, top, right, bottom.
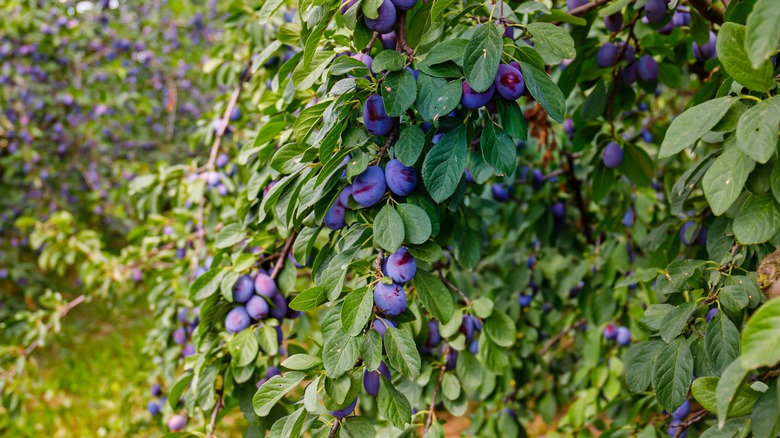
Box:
(374, 247, 417, 315)
(324, 159, 417, 230)
(462, 61, 526, 109)
(173, 307, 199, 357)
(603, 323, 631, 346)
(146, 384, 165, 416)
(225, 272, 291, 334)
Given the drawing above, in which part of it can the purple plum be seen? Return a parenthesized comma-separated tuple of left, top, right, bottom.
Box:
(494, 64, 525, 100)
(374, 282, 407, 316)
(363, 94, 394, 137)
(384, 159, 417, 196)
(246, 295, 270, 320)
(352, 166, 387, 207)
(386, 248, 417, 284)
(225, 306, 251, 333)
(462, 81, 495, 109)
(602, 142, 624, 169)
(232, 274, 255, 303)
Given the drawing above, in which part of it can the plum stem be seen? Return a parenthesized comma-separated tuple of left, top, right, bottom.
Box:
(362, 32, 380, 54)
(395, 11, 415, 59)
(207, 386, 224, 437)
(374, 125, 399, 164)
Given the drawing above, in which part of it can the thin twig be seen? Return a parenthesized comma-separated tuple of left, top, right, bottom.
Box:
(374, 126, 399, 164)
(328, 420, 340, 438)
(439, 275, 472, 306)
(423, 345, 449, 434)
(270, 231, 298, 280)
(674, 409, 708, 437)
(206, 64, 252, 171)
(565, 0, 610, 17)
(540, 318, 586, 355)
(207, 387, 224, 437)
(375, 250, 385, 280)
(363, 32, 380, 54)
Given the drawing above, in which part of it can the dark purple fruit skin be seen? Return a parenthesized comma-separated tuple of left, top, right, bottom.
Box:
(597, 43, 618, 68)
(494, 64, 525, 100)
(173, 328, 187, 345)
(364, 0, 397, 34)
(637, 55, 658, 82)
(492, 184, 509, 201)
(384, 159, 417, 196)
(672, 399, 690, 420)
(381, 32, 397, 50)
(151, 384, 163, 397)
(225, 307, 251, 333)
(351, 53, 373, 77)
(566, 0, 588, 9)
(324, 200, 346, 230)
(330, 397, 358, 418)
(339, 185, 353, 208)
(266, 366, 282, 378)
(269, 292, 289, 320)
(390, 0, 416, 11)
(363, 362, 391, 396)
(602, 142, 624, 169)
(372, 317, 397, 337)
(352, 165, 387, 207)
(255, 273, 278, 298)
(604, 12, 623, 32)
(445, 349, 458, 371)
(386, 248, 417, 284)
(340, 0, 359, 14)
(462, 81, 495, 109)
(693, 31, 717, 61)
(551, 202, 565, 219)
(374, 282, 407, 316)
(679, 221, 701, 246)
(363, 94, 394, 137)
(603, 323, 617, 340)
(167, 414, 187, 431)
(246, 295, 270, 320)
(232, 274, 255, 303)
(425, 320, 441, 348)
(622, 62, 638, 84)
(644, 0, 666, 23)
(616, 326, 631, 346)
(147, 401, 161, 415)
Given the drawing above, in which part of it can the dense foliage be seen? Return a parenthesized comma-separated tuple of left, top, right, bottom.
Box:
(2, 0, 779, 436)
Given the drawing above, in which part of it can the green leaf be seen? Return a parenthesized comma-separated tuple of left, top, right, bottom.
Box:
(407, 240, 444, 263)
(700, 418, 751, 438)
(289, 286, 327, 311)
(422, 125, 468, 203)
(480, 123, 517, 176)
(345, 153, 371, 184)
(281, 354, 323, 371)
(741, 298, 780, 369)
(774, 160, 780, 206)
(415, 75, 462, 122)
(215, 223, 245, 249)
(362, 0, 381, 19)
(745, 0, 780, 68)
(658, 97, 737, 158)
(373, 205, 405, 253)
(316, 248, 360, 301)
(258, 324, 279, 356)
(361, 329, 382, 371)
(252, 372, 306, 416)
(733, 194, 780, 244)
(441, 373, 461, 400)
(413, 270, 455, 324)
(394, 124, 425, 167)
(716, 22, 775, 92)
(581, 80, 607, 121)
(190, 268, 226, 300)
(496, 99, 528, 141)
(702, 144, 757, 215)
(168, 372, 193, 410)
(598, 0, 631, 16)
(659, 302, 696, 343)
(463, 23, 503, 93)
(294, 101, 330, 143)
(655, 260, 706, 296)
(384, 327, 422, 380)
(520, 63, 566, 122)
(373, 50, 406, 72)
(716, 359, 750, 427)
(293, 50, 337, 91)
(229, 329, 259, 367)
(693, 376, 762, 417)
(341, 287, 373, 337)
(484, 311, 516, 347)
(322, 305, 360, 378)
(456, 350, 483, 394)
(651, 337, 694, 413)
(752, 378, 780, 438)
(381, 69, 417, 117)
(720, 284, 750, 314)
(705, 312, 741, 375)
(471, 297, 494, 319)
(396, 203, 432, 245)
(340, 416, 377, 438)
(377, 376, 412, 429)
(736, 96, 780, 164)
(625, 340, 662, 393)
(525, 23, 576, 60)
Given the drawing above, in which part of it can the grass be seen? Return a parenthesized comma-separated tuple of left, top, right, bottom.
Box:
(9, 297, 160, 437)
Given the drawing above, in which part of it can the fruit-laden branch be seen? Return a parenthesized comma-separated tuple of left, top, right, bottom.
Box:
(687, 0, 724, 24)
(206, 63, 253, 171)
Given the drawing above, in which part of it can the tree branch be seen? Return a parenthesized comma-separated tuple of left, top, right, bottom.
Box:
(566, 0, 610, 17)
(270, 231, 298, 281)
(207, 387, 224, 437)
(540, 318, 586, 355)
(439, 275, 472, 306)
(206, 64, 252, 171)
